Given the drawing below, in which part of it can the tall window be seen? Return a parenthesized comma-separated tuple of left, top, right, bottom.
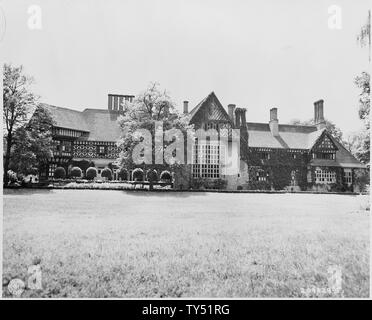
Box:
(49, 164, 57, 178)
(315, 168, 336, 184)
(192, 143, 220, 179)
(343, 169, 352, 185)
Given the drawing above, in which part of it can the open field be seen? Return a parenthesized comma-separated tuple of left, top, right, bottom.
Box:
(2, 189, 370, 298)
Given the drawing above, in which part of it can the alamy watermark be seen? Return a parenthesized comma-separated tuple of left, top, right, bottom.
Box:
(7, 262, 42, 297)
(128, 123, 241, 176)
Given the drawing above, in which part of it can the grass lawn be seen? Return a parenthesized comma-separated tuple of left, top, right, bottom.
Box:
(2, 189, 370, 298)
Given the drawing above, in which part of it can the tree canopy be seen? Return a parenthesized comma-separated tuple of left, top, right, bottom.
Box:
(117, 82, 193, 168)
(3, 63, 54, 183)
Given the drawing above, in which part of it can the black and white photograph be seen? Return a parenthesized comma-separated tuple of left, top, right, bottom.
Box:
(0, 0, 370, 306)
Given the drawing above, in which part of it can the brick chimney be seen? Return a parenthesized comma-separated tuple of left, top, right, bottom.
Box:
(269, 107, 279, 136)
(228, 104, 236, 124)
(235, 108, 241, 127)
(240, 108, 249, 155)
(314, 99, 326, 130)
(108, 94, 134, 112)
(183, 101, 189, 114)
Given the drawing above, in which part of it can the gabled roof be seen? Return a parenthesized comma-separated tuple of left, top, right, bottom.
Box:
(316, 136, 365, 168)
(189, 92, 231, 124)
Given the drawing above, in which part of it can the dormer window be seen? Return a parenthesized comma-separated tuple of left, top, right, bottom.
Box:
(313, 152, 335, 160)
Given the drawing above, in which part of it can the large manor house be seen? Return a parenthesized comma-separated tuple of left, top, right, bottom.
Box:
(40, 92, 365, 192)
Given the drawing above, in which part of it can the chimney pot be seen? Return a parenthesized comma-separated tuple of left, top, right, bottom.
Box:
(183, 101, 189, 114)
(270, 107, 278, 121)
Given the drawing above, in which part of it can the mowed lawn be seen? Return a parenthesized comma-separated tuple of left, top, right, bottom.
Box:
(2, 189, 370, 298)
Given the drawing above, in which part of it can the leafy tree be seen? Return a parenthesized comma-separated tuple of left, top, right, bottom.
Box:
(352, 11, 370, 164)
(3, 64, 39, 185)
(289, 118, 343, 141)
(344, 131, 370, 164)
(357, 10, 371, 61)
(54, 167, 66, 179)
(117, 82, 193, 169)
(352, 73, 370, 164)
(9, 105, 54, 175)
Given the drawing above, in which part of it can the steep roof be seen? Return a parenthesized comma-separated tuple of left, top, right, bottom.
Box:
(42, 104, 90, 132)
(327, 137, 365, 168)
(42, 104, 122, 142)
(189, 92, 232, 123)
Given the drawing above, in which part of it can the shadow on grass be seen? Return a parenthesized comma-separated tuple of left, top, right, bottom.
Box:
(3, 187, 208, 198)
(120, 190, 208, 198)
(3, 188, 55, 196)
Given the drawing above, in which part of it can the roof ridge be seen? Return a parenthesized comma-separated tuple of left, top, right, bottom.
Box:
(41, 103, 84, 114)
(246, 121, 317, 129)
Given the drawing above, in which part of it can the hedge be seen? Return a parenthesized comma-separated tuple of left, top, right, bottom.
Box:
(101, 168, 112, 180)
(70, 166, 82, 178)
(86, 167, 98, 180)
(54, 167, 66, 179)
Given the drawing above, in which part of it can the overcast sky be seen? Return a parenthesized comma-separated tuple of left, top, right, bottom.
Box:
(1, 0, 370, 136)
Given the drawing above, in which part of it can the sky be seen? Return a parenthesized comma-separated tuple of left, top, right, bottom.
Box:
(0, 0, 370, 136)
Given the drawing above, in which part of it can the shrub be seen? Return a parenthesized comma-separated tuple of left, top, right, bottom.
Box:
(147, 170, 158, 182)
(70, 166, 82, 178)
(28, 167, 38, 175)
(86, 167, 97, 180)
(118, 168, 128, 181)
(101, 168, 112, 180)
(7, 170, 18, 184)
(54, 167, 66, 179)
(354, 169, 370, 193)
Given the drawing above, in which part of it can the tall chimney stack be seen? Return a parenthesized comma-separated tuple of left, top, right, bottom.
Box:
(228, 104, 236, 124)
(183, 101, 189, 114)
(314, 99, 326, 130)
(269, 107, 279, 136)
(108, 94, 135, 112)
(235, 108, 241, 127)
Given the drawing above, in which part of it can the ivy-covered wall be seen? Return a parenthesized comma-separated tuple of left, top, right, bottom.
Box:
(246, 148, 310, 190)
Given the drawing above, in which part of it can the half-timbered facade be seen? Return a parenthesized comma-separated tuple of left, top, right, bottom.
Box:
(40, 91, 365, 191)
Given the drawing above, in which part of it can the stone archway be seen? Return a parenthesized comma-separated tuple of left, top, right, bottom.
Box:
(132, 168, 144, 181)
(160, 170, 172, 182)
